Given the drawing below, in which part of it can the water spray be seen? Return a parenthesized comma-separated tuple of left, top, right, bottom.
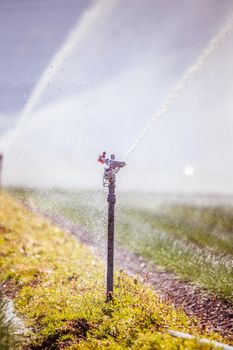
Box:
(98, 152, 126, 299)
(0, 0, 116, 152)
(124, 14, 233, 161)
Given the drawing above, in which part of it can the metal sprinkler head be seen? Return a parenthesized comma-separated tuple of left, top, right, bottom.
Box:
(97, 152, 126, 299)
(98, 152, 126, 187)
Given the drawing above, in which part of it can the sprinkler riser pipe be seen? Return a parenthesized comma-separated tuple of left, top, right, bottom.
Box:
(107, 178, 116, 296)
(98, 152, 126, 298)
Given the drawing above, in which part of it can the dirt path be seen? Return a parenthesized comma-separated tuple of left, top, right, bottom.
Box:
(115, 247, 233, 339)
(28, 206, 233, 340)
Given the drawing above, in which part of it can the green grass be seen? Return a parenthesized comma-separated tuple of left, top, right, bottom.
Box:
(116, 208, 233, 302)
(1, 193, 228, 349)
(8, 188, 233, 302)
(146, 204, 233, 255)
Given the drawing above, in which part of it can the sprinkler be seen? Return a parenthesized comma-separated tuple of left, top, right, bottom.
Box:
(98, 152, 126, 299)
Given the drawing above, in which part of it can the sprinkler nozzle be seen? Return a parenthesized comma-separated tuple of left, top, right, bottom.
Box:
(98, 152, 126, 187)
(109, 160, 126, 169)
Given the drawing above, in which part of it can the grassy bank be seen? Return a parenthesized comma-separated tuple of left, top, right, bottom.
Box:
(12, 188, 233, 303)
(0, 193, 228, 349)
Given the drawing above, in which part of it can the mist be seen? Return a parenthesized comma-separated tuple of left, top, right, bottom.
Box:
(1, 0, 233, 193)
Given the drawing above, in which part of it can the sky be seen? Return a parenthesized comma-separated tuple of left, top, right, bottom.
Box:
(0, 0, 233, 194)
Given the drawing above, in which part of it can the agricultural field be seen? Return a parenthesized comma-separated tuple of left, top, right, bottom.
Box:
(9, 187, 233, 303)
(1, 1, 233, 349)
(1, 192, 231, 349)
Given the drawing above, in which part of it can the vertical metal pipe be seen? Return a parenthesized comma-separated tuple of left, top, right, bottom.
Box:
(99, 152, 125, 300)
(106, 174, 116, 298)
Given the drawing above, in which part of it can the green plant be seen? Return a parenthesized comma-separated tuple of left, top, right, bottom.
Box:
(0, 193, 228, 349)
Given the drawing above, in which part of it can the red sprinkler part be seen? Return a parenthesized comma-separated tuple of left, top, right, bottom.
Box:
(98, 151, 106, 164)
